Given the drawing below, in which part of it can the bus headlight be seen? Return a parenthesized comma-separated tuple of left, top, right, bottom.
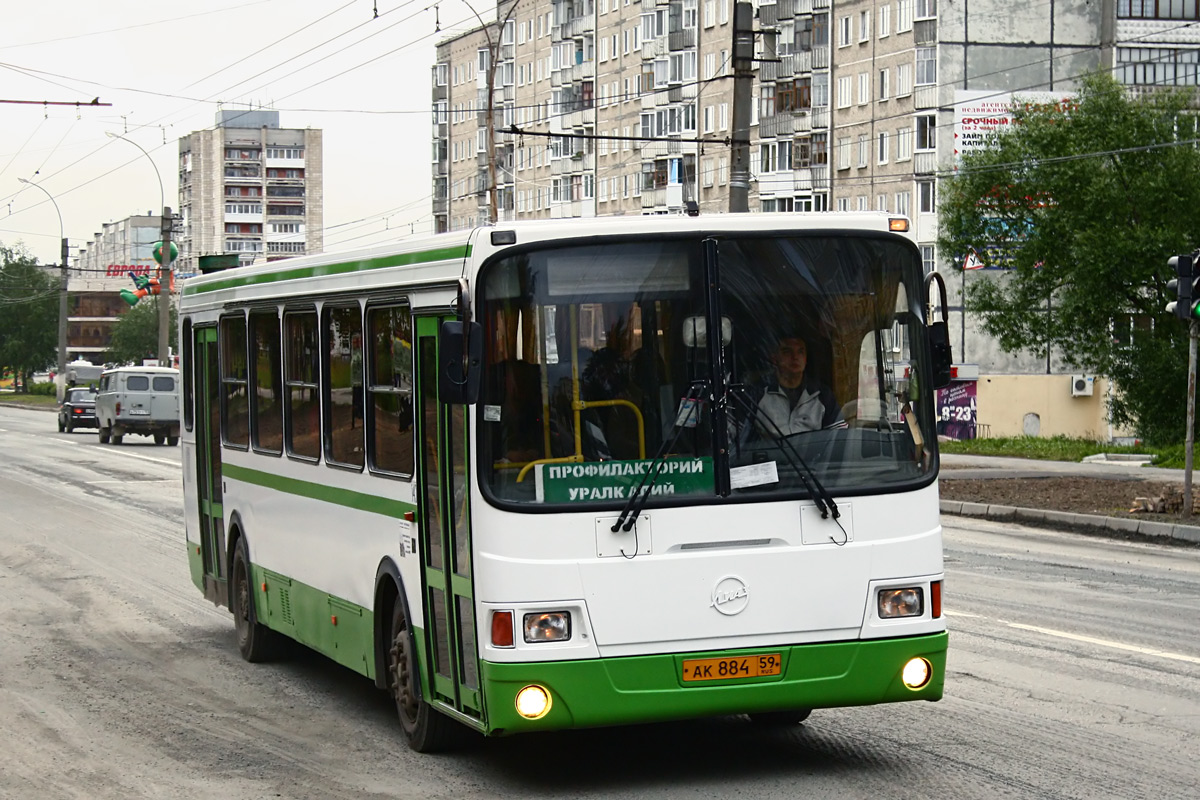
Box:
(524, 611, 571, 643)
(878, 588, 924, 618)
(902, 657, 932, 689)
(515, 685, 553, 719)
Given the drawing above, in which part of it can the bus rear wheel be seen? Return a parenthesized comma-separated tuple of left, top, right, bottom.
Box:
(232, 538, 282, 663)
(749, 709, 812, 726)
(387, 601, 457, 753)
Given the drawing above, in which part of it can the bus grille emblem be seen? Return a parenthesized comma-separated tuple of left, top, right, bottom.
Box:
(710, 575, 750, 616)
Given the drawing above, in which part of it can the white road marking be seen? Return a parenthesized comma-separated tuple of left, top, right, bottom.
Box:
(946, 609, 1200, 665)
(1005, 622, 1200, 666)
(87, 479, 180, 485)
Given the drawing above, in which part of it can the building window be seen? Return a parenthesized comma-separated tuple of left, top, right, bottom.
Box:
(838, 15, 852, 47)
(265, 147, 304, 159)
(836, 136, 851, 170)
(859, 10, 870, 41)
(895, 191, 911, 218)
(916, 114, 937, 150)
(898, 0, 914, 31)
(1117, 0, 1199, 19)
(879, 4, 891, 37)
(761, 143, 776, 173)
(916, 0, 938, 18)
(857, 135, 869, 168)
(897, 126, 913, 160)
(916, 47, 937, 85)
(837, 75, 852, 108)
(812, 133, 828, 165)
(918, 180, 936, 213)
(896, 64, 913, 96)
(879, 69, 890, 101)
(858, 72, 870, 104)
(921, 245, 937, 274)
(878, 131, 890, 164)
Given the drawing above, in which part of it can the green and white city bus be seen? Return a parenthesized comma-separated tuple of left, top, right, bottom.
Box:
(180, 213, 952, 751)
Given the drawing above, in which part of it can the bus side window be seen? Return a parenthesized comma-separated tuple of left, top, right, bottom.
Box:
(366, 305, 415, 477)
(284, 310, 320, 462)
(219, 313, 250, 448)
(323, 303, 365, 470)
(250, 310, 283, 455)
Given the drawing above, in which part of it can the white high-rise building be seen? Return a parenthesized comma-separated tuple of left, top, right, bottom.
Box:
(178, 110, 323, 275)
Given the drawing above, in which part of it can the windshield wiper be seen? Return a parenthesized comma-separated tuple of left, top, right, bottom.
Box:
(725, 386, 840, 521)
(611, 379, 708, 533)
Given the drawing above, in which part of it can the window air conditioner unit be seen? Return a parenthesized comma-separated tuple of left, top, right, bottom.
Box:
(1071, 374, 1094, 397)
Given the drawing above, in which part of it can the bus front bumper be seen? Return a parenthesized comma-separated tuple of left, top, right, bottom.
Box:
(480, 631, 947, 735)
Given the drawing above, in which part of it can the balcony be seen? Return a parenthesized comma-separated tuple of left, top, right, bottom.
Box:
(432, 84, 447, 101)
(778, 0, 795, 16)
(760, 113, 792, 139)
(811, 106, 830, 129)
(812, 46, 829, 69)
(668, 28, 696, 50)
(642, 38, 667, 60)
(914, 150, 938, 175)
(563, 16, 592, 39)
(761, 59, 778, 82)
(810, 166, 829, 190)
(759, 2, 777, 27)
(914, 84, 938, 109)
(794, 111, 812, 133)
(795, 0, 812, 12)
(914, 19, 937, 45)
(813, 0, 829, 7)
(794, 50, 811, 73)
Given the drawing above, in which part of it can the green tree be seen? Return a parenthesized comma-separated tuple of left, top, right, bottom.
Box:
(938, 74, 1200, 444)
(0, 243, 58, 390)
(107, 297, 177, 366)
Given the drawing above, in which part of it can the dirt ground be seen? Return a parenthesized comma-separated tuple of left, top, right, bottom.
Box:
(939, 476, 1200, 524)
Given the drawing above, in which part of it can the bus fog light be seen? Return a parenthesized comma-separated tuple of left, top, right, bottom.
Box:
(524, 611, 571, 643)
(879, 588, 923, 618)
(902, 658, 932, 689)
(515, 685, 552, 719)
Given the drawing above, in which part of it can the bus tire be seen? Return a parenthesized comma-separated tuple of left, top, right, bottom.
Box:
(749, 709, 812, 726)
(232, 538, 282, 663)
(387, 601, 458, 753)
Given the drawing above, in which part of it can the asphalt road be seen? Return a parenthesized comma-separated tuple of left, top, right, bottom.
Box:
(1, 405, 1198, 799)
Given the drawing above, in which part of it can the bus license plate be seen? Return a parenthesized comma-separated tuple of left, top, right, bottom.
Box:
(682, 654, 782, 682)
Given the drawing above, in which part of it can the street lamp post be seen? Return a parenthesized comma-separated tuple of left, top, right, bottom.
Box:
(107, 131, 173, 367)
(17, 178, 68, 400)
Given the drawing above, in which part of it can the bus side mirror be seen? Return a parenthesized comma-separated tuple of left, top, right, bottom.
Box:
(924, 272, 953, 389)
(439, 320, 482, 404)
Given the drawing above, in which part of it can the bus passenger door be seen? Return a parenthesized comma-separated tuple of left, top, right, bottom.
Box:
(193, 326, 226, 605)
(414, 315, 482, 723)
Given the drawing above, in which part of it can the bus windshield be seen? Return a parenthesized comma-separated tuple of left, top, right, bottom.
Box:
(478, 233, 936, 508)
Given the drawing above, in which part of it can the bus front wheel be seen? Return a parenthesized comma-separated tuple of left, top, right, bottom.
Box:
(388, 601, 457, 753)
(232, 538, 282, 663)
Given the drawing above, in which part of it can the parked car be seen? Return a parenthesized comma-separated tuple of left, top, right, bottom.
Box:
(57, 386, 98, 433)
(95, 366, 181, 446)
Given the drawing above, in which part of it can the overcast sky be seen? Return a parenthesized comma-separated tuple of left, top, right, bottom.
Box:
(0, 0, 484, 266)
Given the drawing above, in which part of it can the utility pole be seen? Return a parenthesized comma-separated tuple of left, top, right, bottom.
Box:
(729, 2, 754, 213)
(158, 208, 173, 367)
(1186, 320, 1196, 518)
(57, 237, 68, 396)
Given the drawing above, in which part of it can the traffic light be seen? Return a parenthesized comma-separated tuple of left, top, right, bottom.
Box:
(1167, 253, 1195, 321)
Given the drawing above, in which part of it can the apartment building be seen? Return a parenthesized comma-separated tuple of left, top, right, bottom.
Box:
(67, 214, 162, 362)
(434, 0, 745, 229)
(433, 1, 1196, 278)
(177, 110, 323, 275)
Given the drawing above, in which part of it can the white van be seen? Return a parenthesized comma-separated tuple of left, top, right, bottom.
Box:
(95, 366, 181, 446)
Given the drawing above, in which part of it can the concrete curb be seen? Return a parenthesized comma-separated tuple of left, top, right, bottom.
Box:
(941, 501, 1200, 545)
(0, 401, 56, 413)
